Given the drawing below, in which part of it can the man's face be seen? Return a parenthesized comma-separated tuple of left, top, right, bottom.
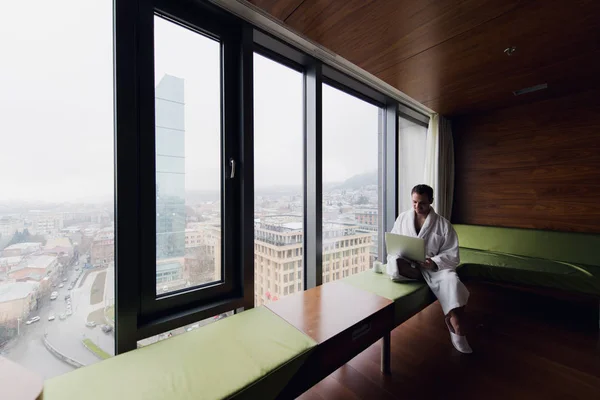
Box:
(412, 192, 431, 216)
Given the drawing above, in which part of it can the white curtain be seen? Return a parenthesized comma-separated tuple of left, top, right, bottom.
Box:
(423, 114, 440, 210)
(423, 114, 454, 219)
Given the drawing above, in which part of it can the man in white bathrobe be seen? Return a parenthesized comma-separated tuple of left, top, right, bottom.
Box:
(386, 184, 472, 354)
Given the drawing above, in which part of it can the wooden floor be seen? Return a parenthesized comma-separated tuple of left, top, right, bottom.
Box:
(298, 283, 600, 400)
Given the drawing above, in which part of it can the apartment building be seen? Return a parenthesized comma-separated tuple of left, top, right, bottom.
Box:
(253, 216, 372, 306)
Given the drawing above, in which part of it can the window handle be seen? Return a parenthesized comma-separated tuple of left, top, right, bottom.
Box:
(229, 158, 236, 179)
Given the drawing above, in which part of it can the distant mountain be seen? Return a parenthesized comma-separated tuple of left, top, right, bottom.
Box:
(335, 171, 378, 190)
(184, 171, 377, 204)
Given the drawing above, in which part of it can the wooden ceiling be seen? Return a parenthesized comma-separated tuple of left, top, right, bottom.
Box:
(249, 0, 600, 116)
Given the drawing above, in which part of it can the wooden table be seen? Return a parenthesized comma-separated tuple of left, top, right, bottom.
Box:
(0, 356, 44, 400)
(266, 281, 394, 398)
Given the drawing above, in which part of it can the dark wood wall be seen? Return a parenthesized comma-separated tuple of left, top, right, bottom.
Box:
(249, 0, 600, 116)
(452, 89, 600, 233)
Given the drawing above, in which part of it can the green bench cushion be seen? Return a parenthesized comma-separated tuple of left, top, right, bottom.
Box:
(458, 248, 600, 296)
(342, 270, 435, 325)
(43, 307, 317, 400)
(454, 224, 600, 266)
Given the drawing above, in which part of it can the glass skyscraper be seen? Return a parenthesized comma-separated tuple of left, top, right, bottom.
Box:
(155, 75, 186, 260)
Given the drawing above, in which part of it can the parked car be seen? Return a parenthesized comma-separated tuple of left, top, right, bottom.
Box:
(25, 316, 40, 325)
(101, 324, 113, 333)
(64, 294, 70, 300)
(59, 313, 66, 320)
(62, 278, 68, 282)
(58, 283, 64, 288)
(50, 292, 58, 300)
(48, 314, 55, 321)
(85, 321, 96, 328)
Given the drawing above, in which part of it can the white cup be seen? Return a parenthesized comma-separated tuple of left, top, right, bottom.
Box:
(373, 261, 383, 273)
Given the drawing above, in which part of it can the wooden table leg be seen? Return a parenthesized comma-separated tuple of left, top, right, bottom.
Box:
(381, 331, 391, 374)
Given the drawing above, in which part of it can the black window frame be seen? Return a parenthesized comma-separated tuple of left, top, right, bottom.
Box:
(114, 0, 429, 355)
(115, 0, 252, 351)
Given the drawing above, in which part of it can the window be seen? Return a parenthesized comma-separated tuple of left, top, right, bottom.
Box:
(0, 0, 114, 378)
(322, 84, 382, 281)
(398, 117, 427, 213)
(3, 0, 424, 362)
(253, 53, 303, 306)
(154, 16, 221, 294)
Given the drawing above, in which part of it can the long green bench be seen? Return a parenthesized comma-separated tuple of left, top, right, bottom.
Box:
(42, 224, 600, 399)
(342, 271, 435, 326)
(454, 224, 600, 297)
(42, 307, 317, 400)
(40, 277, 425, 400)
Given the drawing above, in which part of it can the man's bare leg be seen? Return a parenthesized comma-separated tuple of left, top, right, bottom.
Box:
(446, 306, 466, 336)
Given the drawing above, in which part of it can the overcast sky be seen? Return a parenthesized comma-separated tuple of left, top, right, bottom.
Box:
(0, 2, 380, 203)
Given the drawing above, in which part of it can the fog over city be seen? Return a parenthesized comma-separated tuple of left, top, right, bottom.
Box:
(0, 4, 378, 205)
(0, 0, 387, 382)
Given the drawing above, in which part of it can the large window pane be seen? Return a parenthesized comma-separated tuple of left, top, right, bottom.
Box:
(253, 54, 304, 306)
(154, 16, 222, 295)
(398, 117, 427, 212)
(0, 0, 114, 379)
(322, 85, 382, 282)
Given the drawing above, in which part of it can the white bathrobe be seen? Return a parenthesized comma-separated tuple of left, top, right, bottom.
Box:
(386, 208, 469, 315)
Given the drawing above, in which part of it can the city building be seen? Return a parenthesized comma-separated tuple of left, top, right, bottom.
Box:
(9, 255, 58, 282)
(0, 217, 24, 239)
(322, 222, 373, 283)
(155, 74, 186, 262)
(0, 281, 40, 324)
(184, 225, 221, 285)
(1, 242, 42, 257)
(0, 256, 23, 271)
(90, 228, 115, 267)
(354, 208, 378, 226)
(24, 211, 64, 236)
(157, 257, 185, 292)
(253, 216, 372, 306)
(354, 208, 379, 261)
(44, 237, 73, 257)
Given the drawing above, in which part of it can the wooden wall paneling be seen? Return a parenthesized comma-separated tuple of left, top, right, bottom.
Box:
(452, 90, 600, 233)
(283, 0, 520, 76)
(248, 0, 306, 21)
(423, 48, 600, 116)
(250, 0, 600, 116)
(376, 0, 600, 114)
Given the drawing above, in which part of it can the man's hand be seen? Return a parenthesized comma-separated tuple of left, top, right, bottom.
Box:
(419, 258, 439, 271)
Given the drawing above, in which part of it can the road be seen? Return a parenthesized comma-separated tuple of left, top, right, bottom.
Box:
(3, 252, 228, 378)
(2, 254, 115, 379)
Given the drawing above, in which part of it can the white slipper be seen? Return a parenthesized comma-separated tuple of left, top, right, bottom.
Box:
(445, 318, 473, 354)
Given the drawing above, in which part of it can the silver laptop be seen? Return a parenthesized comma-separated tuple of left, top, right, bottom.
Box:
(385, 232, 426, 262)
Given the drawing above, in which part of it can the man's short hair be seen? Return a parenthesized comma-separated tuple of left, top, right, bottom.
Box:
(411, 184, 434, 202)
